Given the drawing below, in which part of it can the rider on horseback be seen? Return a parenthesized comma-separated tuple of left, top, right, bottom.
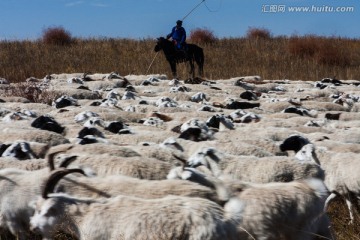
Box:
(166, 20, 187, 52)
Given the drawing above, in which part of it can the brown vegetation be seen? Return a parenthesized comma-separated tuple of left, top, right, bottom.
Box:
(288, 35, 351, 66)
(0, 33, 360, 82)
(328, 199, 360, 240)
(246, 27, 272, 39)
(42, 26, 73, 46)
(189, 28, 217, 44)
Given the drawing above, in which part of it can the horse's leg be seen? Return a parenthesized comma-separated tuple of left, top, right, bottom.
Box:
(197, 62, 204, 77)
(169, 61, 177, 79)
(188, 59, 195, 79)
(195, 47, 204, 77)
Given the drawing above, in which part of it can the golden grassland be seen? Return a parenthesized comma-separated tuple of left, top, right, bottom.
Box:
(328, 199, 360, 240)
(0, 36, 360, 239)
(1, 36, 360, 82)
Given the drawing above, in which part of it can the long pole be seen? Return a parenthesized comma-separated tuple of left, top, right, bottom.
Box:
(182, 0, 205, 21)
(145, 52, 159, 75)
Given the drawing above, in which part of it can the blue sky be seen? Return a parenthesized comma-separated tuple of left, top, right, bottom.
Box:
(0, 0, 359, 40)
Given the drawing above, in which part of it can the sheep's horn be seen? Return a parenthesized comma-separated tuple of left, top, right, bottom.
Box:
(172, 153, 188, 169)
(46, 145, 74, 171)
(59, 155, 78, 168)
(42, 169, 85, 199)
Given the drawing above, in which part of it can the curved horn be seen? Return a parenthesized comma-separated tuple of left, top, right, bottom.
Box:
(59, 155, 78, 168)
(172, 153, 188, 169)
(46, 144, 74, 171)
(42, 169, 85, 199)
(46, 151, 59, 171)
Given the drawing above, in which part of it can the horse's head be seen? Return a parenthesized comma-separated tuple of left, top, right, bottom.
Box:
(154, 37, 167, 52)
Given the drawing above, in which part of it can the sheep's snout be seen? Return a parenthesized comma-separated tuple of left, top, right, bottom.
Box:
(29, 223, 40, 234)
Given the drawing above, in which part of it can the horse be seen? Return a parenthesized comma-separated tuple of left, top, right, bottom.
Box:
(154, 37, 204, 79)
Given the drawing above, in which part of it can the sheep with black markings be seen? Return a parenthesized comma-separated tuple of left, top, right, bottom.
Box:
(179, 118, 215, 141)
(1, 141, 36, 160)
(29, 169, 238, 240)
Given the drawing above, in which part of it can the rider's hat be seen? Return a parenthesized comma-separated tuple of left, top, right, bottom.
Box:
(176, 20, 183, 25)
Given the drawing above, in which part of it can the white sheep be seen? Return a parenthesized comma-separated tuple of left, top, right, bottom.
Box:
(67, 77, 84, 84)
(50, 169, 222, 204)
(191, 92, 208, 102)
(106, 89, 121, 100)
(141, 117, 164, 126)
(99, 98, 120, 108)
(74, 111, 100, 123)
(61, 153, 174, 179)
(61, 143, 141, 158)
(0, 157, 49, 170)
(287, 139, 360, 224)
(0, 127, 69, 147)
(176, 167, 334, 239)
(156, 96, 178, 107)
(185, 147, 325, 183)
(29, 169, 238, 240)
(224, 178, 334, 240)
(0, 146, 76, 239)
(122, 91, 137, 100)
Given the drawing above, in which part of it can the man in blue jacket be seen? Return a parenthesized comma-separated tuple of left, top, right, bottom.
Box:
(166, 20, 187, 50)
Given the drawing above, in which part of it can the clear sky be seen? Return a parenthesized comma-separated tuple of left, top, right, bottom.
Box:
(0, 0, 359, 40)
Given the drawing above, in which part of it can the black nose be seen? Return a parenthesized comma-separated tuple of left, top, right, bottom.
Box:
(30, 225, 40, 233)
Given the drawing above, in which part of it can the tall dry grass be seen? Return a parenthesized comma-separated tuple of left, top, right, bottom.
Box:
(1, 34, 360, 82)
(328, 199, 360, 240)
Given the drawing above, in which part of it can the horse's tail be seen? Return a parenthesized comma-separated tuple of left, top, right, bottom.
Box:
(195, 47, 204, 76)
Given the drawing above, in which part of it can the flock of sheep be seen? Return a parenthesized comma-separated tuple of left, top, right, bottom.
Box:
(1, 72, 360, 240)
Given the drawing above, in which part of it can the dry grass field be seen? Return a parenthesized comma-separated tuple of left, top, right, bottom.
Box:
(0, 30, 360, 239)
(1, 30, 360, 82)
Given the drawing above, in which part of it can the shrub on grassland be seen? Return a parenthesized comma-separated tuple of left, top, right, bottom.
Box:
(246, 27, 272, 39)
(189, 28, 217, 44)
(42, 26, 73, 46)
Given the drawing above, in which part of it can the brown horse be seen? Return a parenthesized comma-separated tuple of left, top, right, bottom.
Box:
(154, 37, 204, 79)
